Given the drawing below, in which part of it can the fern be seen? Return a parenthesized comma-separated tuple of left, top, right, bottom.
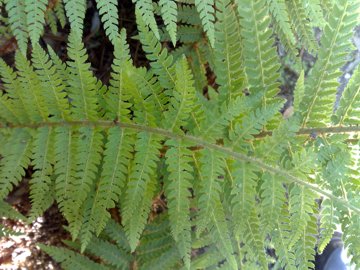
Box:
(25, 0, 47, 44)
(95, 0, 119, 44)
(63, 0, 86, 35)
(1, 1, 360, 269)
(134, 0, 160, 39)
(4, 0, 27, 53)
(194, 0, 215, 47)
(300, 0, 359, 127)
(159, 0, 177, 45)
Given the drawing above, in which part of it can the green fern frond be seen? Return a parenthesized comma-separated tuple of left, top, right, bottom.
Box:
(95, 0, 119, 44)
(273, 207, 297, 269)
(285, 0, 317, 53)
(63, 0, 86, 35)
(85, 237, 132, 268)
(67, 31, 99, 120)
(165, 139, 192, 267)
(29, 127, 54, 219)
(105, 29, 132, 121)
(136, 8, 175, 90)
(267, 0, 296, 49)
(194, 0, 215, 47)
(302, 0, 325, 27)
(260, 172, 286, 230)
(318, 199, 338, 253)
(0, 59, 29, 123)
(0, 129, 32, 199)
(164, 56, 195, 132)
(209, 200, 238, 269)
(214, 0, 245, 104)
(31, 45, 70, 120)
(289, 185, 317, 249)
(15, 51, 49, 121)
(159, 0, 177, 45)
(4, 0, 27, 53)
(334, 63, 360, 125)
(300, 0, 359, 127)
(25, 0, 47, 44)
(177, 3, 201, 25)
(91, 127, 133, 237)
(39, 244, 110, 270)
(196, 149, 224, 236)
(69, 127, 103, 238)
(134, 0, 160, 39)
(237, 0, 281, 108)
(122, 132, 162, 251)
(54, 0, 67, 28)
(293, 214, 317, 269)
(53, 126, 79, 232)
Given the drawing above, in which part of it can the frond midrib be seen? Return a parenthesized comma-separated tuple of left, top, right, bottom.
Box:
(2, 119, 360, 215)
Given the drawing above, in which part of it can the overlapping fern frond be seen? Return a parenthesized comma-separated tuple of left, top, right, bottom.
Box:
(1, 0, 360, 269)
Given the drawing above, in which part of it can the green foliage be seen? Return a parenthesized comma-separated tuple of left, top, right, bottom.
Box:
(1, 0, 360, 269)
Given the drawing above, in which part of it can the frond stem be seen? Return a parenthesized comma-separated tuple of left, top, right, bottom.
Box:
(2, 120, 360, 215)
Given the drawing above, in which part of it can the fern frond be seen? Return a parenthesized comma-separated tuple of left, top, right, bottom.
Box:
(31, 45, 70, 120)
(0, 200, 25, 220)
(237, 0, 281, 107)
(15, 52, 49, 121)
(159, 0, 177, 45)
(209, 200, 238, 269)
(105, 29, 132, 121)
(229, 102, 283, 149)
(165, 139, 192, 267)
(0, 59, 29, 123)
(85, 237, 132, 268)
(177, 3, 201, 25)
(334, 63, 360, 125)
(53, 126, 78, 229)
(260, 172, 286, 230)
(91, 127, 133, 236)
(300, 1, 359, 127)
(343, 214, 360, 265)
(69, 127, 103, 238)
(5, 0, 27, 53)
(67, 31, 99, 120)
(0, 91, 19, 124)
(293, 214, 317, 270)
(0, 129, 32, 199)
(95, 0, 119, 44)
(29, 127, 54, 219)
(39, 244, 110, 270)
(214, 0, 245, 104)
(25, 0, 47, 44)
(289, 185, 317, 248)
(54, 0, 66, 28)
(267, 0, 296, 49)
(164, 56, 195, 133)
(136, 8, 175, 89)
(134, 0, 160, 39)
(63, 0, 86, 35)
(302, 0, 325, 27)
(196, 149, 224, 235)
(122, 132, 162, 251)
(137, 217, 182, 269)
(285, 0, 317, 53)
(104, 219, 131, 252)
(318, 198, 338, 253)
(273, 207, 297, 269)
(194, 0, 215, 47)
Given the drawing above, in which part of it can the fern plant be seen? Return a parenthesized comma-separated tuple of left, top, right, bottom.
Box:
(1, 0, 360, 269)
